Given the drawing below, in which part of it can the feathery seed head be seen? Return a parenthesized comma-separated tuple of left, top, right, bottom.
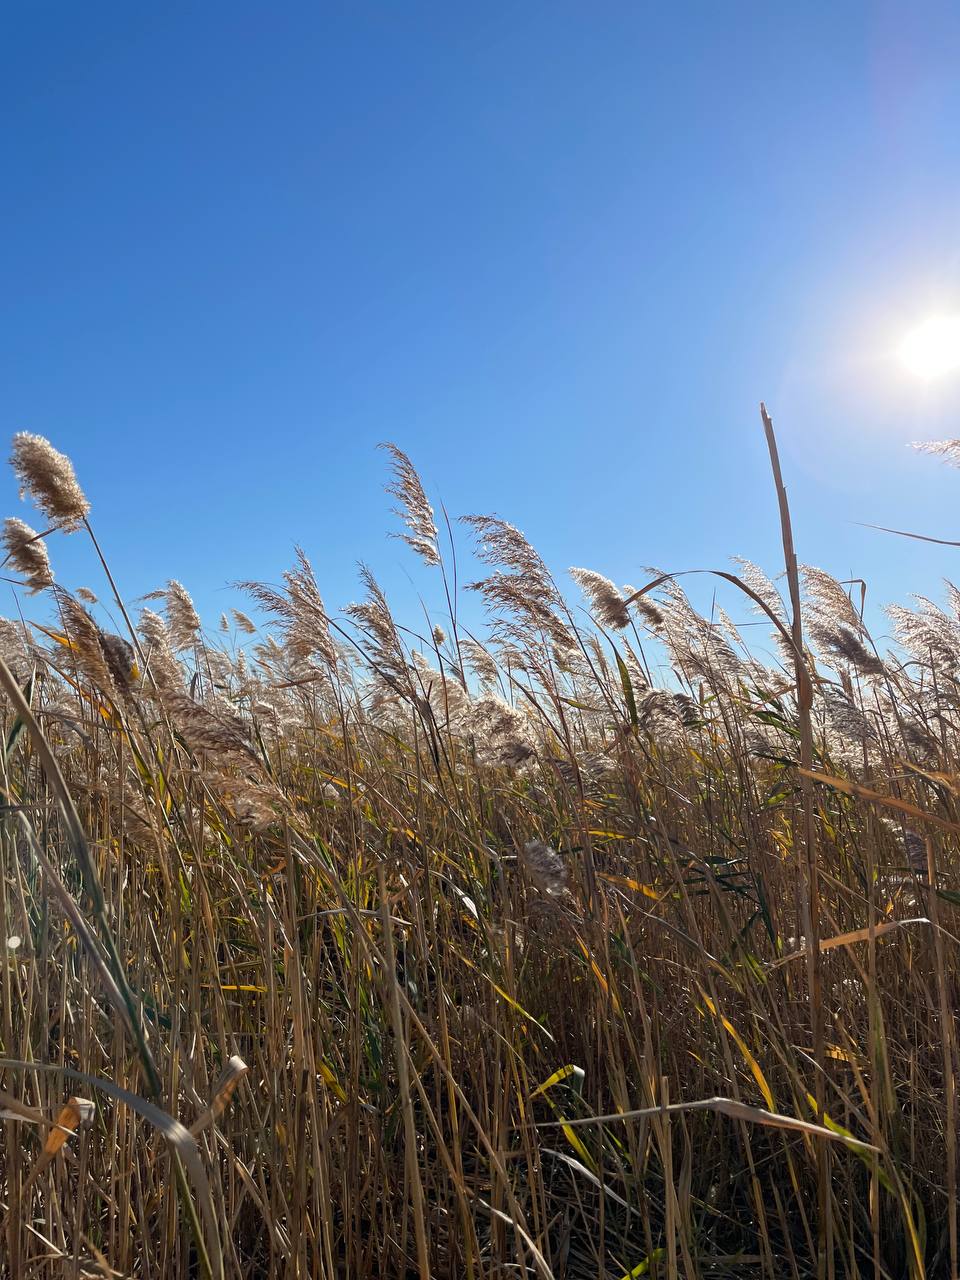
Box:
(138, 608, 183, 696)
(463, 513, 548, 581)
(346, 564, 407, 681)
(732, 557, 786, 621)
(820, 686, 877, 744)
(2, 517, 53, 593)
(462, 514, 577, 651)
(808, 622, 885, 677)
(380, 443, 440, 566)
(240, 548, 336, 669)
(167, 692, 256, 759)
(801, 565, 863, 632)
(0, 617, 29, 673)
(912, 439, 960, 467)
(469, 695, 536, 769)
(461, 638, 499, 687)
(165, 580, 202, 651)
(53, 592, 126, 698)
(520, 840, 569, 898)
(10, 433, 90, 530)
(99, 631, 139, 689)
(622, 586, 664, 628)
(569, 567, 631, 631)
(232, 609, 257, 635)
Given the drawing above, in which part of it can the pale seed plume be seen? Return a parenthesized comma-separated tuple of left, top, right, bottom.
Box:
(808, 621, 885, 677)
(520, 840, 568, 898)
(569, 567, 631, 631)
(732, 557, 786, 621)
(241, 548, 336, 668)
(461, 638, 499, 687)
(801, 565, 863, 632)
(468, 695, 536, 769)
(380, 443, 440, 566)
(52, 591, 125, 698)
(165, 580, 202, 651)
(2, 517, 53, 593)
(232, 609, 257, 635)
(166, 692, 256, 760)
(346, 565, 407, 683)
(462, 513, 576, 651)
(99, 631, 138, 690)
(622, 585, 664, 628)
(138, 607, 184, 696)
(912, 439, 960, 467)
(10, 432, 90, 530)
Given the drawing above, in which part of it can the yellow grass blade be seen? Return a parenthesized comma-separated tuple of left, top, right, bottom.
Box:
(771, 918, 931, 969)
(799, 767, 960, 834)
(700, 991, 774, 1109)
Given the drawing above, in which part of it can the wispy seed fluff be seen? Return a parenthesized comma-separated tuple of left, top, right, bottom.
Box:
(520, 840, 569, 898)
(232, 609, 257, 635)
(53, 591, 125, 698)
(10, 433, 90, 530)
(912, 439, 960, 468)
(0, 618, 29, 673)
(380, 443, 440, 566)
(569, 567, 631, 630)
(469, 695, 536, 769)
(166, 692, 256, 760)
(2, 518, 53, 593)
(165, 580, 202, 651)
(138, 608, 184, 696)
(240, 548, 336, 669)
(461, 638, 499, 687)
(731, 557, 786, 622)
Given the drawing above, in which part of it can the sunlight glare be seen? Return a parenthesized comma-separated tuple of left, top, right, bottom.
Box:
(899, 314, 960, 380)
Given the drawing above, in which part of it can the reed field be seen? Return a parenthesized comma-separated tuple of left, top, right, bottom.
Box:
(2, 415, 960, 1279)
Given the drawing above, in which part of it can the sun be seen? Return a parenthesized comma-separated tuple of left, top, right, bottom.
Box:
(899, 314, 960, 379)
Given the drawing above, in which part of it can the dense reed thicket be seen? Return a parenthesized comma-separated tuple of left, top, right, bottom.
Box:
(1, 419, 959, 1279)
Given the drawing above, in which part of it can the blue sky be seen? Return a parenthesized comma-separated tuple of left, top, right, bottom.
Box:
(3, 3, 960, 648)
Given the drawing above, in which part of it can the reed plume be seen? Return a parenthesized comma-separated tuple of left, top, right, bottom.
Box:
(10, 431, 90, 529)
(912, 438, 960, 467)
(2, 516, 53, 592)
(380, 442, 440, 566)
(520, 839, 569, 898)
(569, 566, 631, 630)
(165, 579, 202, 650)
(241, 547, 336, 668)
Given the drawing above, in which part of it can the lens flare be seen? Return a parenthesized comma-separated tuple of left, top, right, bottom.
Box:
(899, 314, 960, 379)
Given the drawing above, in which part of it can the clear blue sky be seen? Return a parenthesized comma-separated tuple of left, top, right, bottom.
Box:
(4, 3, 960, 645)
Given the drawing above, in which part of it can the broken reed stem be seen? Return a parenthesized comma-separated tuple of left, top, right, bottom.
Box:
(760, 403, 830, 1277)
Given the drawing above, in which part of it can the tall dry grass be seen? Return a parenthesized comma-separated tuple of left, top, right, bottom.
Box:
(0, 416, 958, 1278)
